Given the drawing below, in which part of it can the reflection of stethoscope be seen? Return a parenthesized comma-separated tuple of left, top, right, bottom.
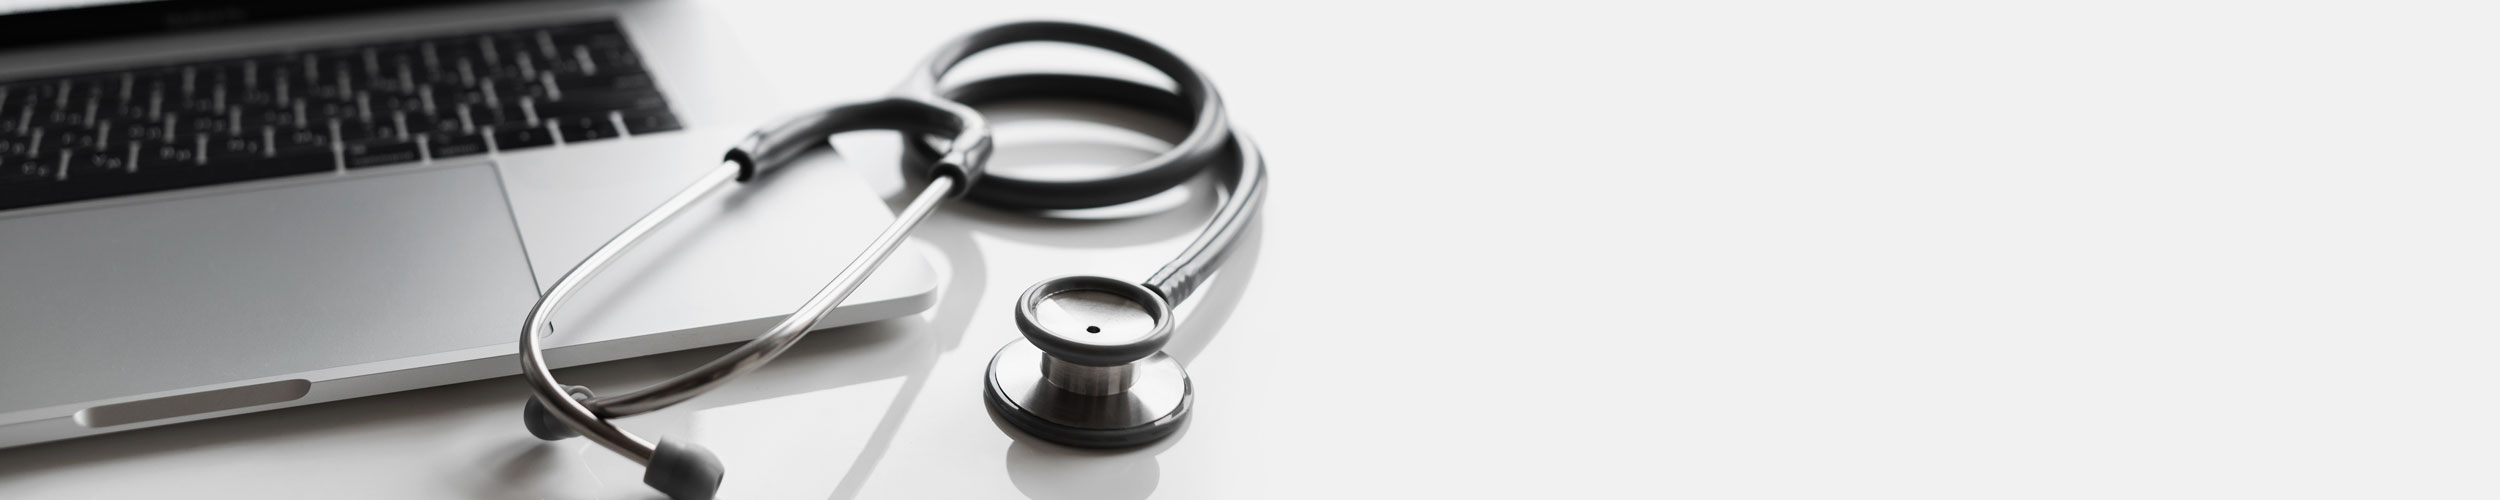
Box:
(510, 21, 1265, 500)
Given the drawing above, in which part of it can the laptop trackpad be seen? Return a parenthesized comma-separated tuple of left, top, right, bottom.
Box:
(0, 164, 539, 415)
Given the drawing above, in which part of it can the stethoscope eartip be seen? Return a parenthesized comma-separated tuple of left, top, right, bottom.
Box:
(644, 439, 725, 500)
(521, 385, 594, 441)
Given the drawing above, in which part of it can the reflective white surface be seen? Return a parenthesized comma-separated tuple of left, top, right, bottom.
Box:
(6, 0, 2500, 498)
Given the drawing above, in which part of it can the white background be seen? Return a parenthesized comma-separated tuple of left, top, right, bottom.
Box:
(5, 0, 2499, 498)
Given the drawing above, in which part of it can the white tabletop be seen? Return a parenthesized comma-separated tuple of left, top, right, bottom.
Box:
(5, 0, 2497, 498)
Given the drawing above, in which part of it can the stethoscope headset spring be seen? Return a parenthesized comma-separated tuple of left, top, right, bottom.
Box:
(512, 21, 1266, 500)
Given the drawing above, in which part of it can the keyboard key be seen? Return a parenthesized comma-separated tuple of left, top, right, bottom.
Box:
(550, 72, 654, 94)
(535, 91, 664, 118)
(83, 149, 130, 173)
(141, 139, 200, 168)
(211, 132, 267, 161)
(489, 124, 555, 151)
(427, 132, 489, 159)
(554, 116, 616, 143)
(618, 110, 680, 135)
(273, 126, 332, 155)
(61, 149, 119, 180)
(254, 148, 340, 176)
(344, 138, 421, 168)
(15, 151, 61, 181)
(365, 119, 410, 142)
(0, 162, 45, 185)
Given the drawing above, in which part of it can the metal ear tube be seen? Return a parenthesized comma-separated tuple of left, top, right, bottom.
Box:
(513, 97, 990, 500)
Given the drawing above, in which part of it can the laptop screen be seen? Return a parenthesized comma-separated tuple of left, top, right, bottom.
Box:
(0, 0, 482, 48)
(1, 0, 159, 15)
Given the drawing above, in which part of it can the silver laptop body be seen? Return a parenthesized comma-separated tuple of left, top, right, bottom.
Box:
(0, 0, 938, 448)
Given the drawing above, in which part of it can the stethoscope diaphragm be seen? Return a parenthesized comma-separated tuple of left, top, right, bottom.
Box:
(985, 275, 1194, 447)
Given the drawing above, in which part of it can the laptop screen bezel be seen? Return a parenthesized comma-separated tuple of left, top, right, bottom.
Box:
(0, 0, 492, 49)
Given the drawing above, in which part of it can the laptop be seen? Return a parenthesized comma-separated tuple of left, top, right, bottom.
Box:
(0, 0, 940, 448)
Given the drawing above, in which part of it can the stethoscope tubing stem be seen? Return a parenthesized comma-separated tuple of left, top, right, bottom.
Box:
(519, 162, 961, 462)
(517, 161, 744, 463)
(592, 174, 957, 416)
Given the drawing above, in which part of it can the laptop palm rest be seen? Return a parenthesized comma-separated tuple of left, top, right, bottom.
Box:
(0, 164, 538, 420)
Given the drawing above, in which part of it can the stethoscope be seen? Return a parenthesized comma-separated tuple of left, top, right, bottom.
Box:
(512, 21, 1265, 500)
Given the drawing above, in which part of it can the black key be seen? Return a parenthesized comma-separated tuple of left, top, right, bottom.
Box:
(413, 84, 455, 111)
(83, 148, 131, 173)
(19, 80, 58, 110)
(369, 118, 409, 141)
(186, 114, 232, 136)
(618, 110, 680, 135)
(554, 116, 616, 143)
(211, 132, 268, 161)
(13, 151, 61, 181)
(335, 119, 386, 142)
(273, 126, 332, 156)
(490, 97, 534, 129)
(550, 72, 653, 94)
(60, 148, 119, 180)
(466, 102, 514, 130)
(427, 132, 488, 159)
(535, 91, 664, 118)
(142, 138, 201, 168)
(182, 93, 224, 116)
(546, 21, 624, 45)
(312, 50, 360, 99)
(247, 148, 339, 176)
(0, 134, 35, 158)
(343, 138, 421, 168)
(578, 45, 645, 75)
(53, 127, 102, 151)
(0, 160, 44, 185)
(304, 101, 356, 125)
(413, 110, 466, 136)
(321, 120, 357, 143)
(117, 120, 168, 144)
(488, 124, 554, 151)
(374, 93, 424, 116)
(245, 107, 293, 130)
(207, 150, 334, 183)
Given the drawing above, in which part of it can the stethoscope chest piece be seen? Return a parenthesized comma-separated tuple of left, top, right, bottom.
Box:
(985, 275, 1193, 448)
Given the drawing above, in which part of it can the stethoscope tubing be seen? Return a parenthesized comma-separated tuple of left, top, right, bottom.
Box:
(896, 72, 1263, 304)
(1144, 136, 1265, 304)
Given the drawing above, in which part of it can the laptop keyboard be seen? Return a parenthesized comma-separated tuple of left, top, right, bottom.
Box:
(0, 20, 681, 211)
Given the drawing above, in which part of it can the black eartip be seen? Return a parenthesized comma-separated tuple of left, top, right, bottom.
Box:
(645, 439, 726, 500)
(521, 385, 593, 441)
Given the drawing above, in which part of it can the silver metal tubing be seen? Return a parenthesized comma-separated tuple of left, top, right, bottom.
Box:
(517, 161, 742, 464)
(587, 174, 959, 417)
(1041, 356, 1137, 396)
